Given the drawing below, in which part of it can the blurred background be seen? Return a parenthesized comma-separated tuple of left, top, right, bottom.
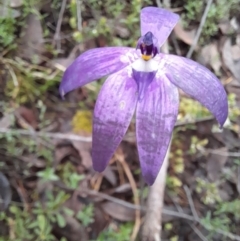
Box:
(0, 0, 240, 240)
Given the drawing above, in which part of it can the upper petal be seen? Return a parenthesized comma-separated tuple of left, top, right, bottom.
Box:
(136, 74, 179, 185)
(92, 67, 138, 172)
(140, 7, 179, 48)
(158, 53, 228, 127)
(59, 47, 137, 96)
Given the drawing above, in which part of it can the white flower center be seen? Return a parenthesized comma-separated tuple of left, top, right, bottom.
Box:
(131, 58, 158, 72)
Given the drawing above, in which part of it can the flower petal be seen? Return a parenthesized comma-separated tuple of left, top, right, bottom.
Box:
(140, 7, 179, 48)
(92, 67, 138, 172)
(132, 69, 157, 101)
(159, 54, 228, 127)
(136, 74, 179, 185)
(59, 47, 137, 96)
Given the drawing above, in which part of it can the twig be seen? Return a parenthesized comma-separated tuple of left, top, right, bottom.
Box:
(5, 63, 18, 87)
(76, 0, 82, 32)
(186, 0, 213, 58)
(53, 0, 67, 50)
(206, 149, 240, 157)
(0, 128, 92, 142)
(56, 182, 240, 241)
(184, 185, 199, 221)
(215, 229, 240, 241)
(85, 191, 240, 241)
(190, 224, 209, 241)
(175, 116, 214, 126)
(1, 125, 239, 159)
(116, 150, 141, 241)
(184, 186, 209, 241)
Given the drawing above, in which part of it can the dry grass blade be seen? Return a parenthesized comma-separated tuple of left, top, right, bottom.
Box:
(116, 150, 141, 241)
(186, 0, 213, 58)
(53, 0, 67, 50)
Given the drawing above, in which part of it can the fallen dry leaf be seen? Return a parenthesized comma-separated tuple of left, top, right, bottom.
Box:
(100, 201, 136, 221)
(15, 106, 38, 129)
(198, 42, 221, 74)
(173, 22, 197, 46)
(0, 3, 20, 18)
(89, 206, 109, 240)
(21, 155, 46, 168)
(53, 215, 88, 241)
(222, 167, 240, 195)
(213, 129, 240, 149)
(218, 19, 235, 35)
(206, 147, 228, 181)
(222, 38, 240, 82)
(19, 13, 45, 62)
(0, 172, 12, 211)
(218, 182, 234, 201)
(50, 45, 80, 71)
(102, 166, 117, 186)
(50, 58, 75, 72)
(237, 167, 240, 194)
(231, 44, 240, 60)
(64, 190, 84, 214)
(236, 34, 240, 46)
(0, 114, 14, 129)
(114, 183, 131, 193)
(9, 0, 23, 8)
(107, 14, 130, 38)
(54, 145, 79, 167)
(72, 140, 92, 169)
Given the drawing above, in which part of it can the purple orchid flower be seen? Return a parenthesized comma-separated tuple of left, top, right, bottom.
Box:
(60, 7, 228, 185)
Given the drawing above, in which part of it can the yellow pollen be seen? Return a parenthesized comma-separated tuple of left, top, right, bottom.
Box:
(142, 55, 152, 61)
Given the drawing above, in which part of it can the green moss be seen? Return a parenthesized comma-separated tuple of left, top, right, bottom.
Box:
(72, 110, 93, 133)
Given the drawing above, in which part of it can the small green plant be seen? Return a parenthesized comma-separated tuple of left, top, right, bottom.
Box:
(0, 189, 72, 241)
(199, 199, 240, 240)
(215, 199, 240, 220)
(201, 211, 231, 237)
(37, 168, 59, 182)
(4, 58, 60, 104)
(77, 204, 94, 227)
(166, 175, 182, 190)
(179, 97, 210, 123)
(228, 93, 240, 121)
(182, 0, 240, 43)
(96, 222, 133, 241)
(68, 0, 152, 47)
(0, 18, 16, 50)
(196, 178, 221, 205)
(170, 148, 185, 174)
(188, 136, 208, 155)
(164, 222, 173, 231)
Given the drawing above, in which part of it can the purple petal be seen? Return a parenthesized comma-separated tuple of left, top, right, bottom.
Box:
(158, 54, 228, 127)
(132, 69, 157, 101)
(136, 74, 179, 185)
(92, 67, 138, 172)
(140, 7, 179, 48)
(59, 47, 137, 96)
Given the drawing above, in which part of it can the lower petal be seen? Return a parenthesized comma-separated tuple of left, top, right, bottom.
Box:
(159, 53, 228, 127)
(92, 67, 138, 172)
(132, 69, 157, 101)
(136, 75, 179, 185)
